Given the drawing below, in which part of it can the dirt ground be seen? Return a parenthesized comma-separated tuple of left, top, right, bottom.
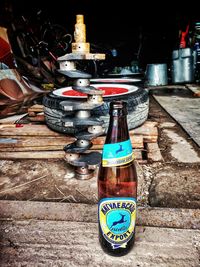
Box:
(0, 95, 200, 209)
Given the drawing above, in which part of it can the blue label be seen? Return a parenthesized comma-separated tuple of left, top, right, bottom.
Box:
(102, 139, 133, 167)
(99, 197, 137, 249)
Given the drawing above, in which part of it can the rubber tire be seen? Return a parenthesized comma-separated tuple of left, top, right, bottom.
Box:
(43, 87, 149, 134)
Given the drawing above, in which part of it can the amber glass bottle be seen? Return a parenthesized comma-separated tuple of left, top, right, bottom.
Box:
(98, 100, 137, 256)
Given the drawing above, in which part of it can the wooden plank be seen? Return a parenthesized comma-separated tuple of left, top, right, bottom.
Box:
(0, 113, 27, 124)
(153, 94, 200, 147)
(0, 219, 199, 266)
(28, 104, 43, 112)
(0, 124, 63, 136)
(0, 150, 145, 161)
(29, 115, 45, 122)
(0, 135, 144, 150)
(0, 151, 65, 159)
(133, 149, 143, 160)
(0, 200, 199, 229)
(92, 135, 144, 148)
(143, 134, 158, 143)
(0, 136, 75, 148)
(131, 121, 158, 143)
(147, 142, 164, 162)
(0, 124, 22, 129)
(28, 111, 37, 116)
(0, 120, 157, 138)
(0, 146, 67, 152)
(132, 120, 158, 130)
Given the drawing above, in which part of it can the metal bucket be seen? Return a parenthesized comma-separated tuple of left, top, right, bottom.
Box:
(171, 48, 195, 84)
(145, 63, 168, 86)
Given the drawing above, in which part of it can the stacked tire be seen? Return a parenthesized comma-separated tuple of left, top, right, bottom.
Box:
(43, 86, 149, 135)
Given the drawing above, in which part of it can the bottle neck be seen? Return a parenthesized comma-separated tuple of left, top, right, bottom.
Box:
(105, 114, 130, 144)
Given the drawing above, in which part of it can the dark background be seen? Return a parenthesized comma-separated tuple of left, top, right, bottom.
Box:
(1, 0, 199, 70)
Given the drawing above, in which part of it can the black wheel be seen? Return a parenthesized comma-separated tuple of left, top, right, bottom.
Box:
(43, 84, 149, 134)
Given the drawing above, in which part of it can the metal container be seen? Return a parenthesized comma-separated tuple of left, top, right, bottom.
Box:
(171, 48, 195, 84)
(145, 63, 168, 86)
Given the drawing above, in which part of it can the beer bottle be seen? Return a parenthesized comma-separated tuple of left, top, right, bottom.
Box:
(98, 100, 137, 256)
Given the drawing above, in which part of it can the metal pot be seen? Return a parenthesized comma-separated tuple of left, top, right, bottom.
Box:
(145, 63, 168, 86)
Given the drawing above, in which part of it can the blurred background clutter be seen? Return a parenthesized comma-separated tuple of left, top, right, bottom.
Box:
(0, 0, 200, 118)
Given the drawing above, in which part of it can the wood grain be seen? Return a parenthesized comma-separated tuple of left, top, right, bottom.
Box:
(0, 200, 199, 229)
(0, 219, 199, 267)
(0, 121, 158, 137)
(147, 142, 164, 162)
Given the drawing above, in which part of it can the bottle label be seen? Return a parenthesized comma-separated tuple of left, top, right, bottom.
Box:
(102, 139, 133, 167)
(98, 197, 136, 249)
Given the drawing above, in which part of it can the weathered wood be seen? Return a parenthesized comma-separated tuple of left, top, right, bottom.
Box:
(29, 114, 45, 122)
(0, 124, 18, 129)
(143, 134, 158, 143)
(130, 121, 158, 143)
(132, 120, 158, 130)
(0, 134, 144, 151)
(0, 200, 199, 230)
(0, 113, 27, 124)
(28, 104, 43, 112)
(133, 149, 143, 160)
(28, 111, 37, 116)
(0, 120, 158, 161)
(0, 136, 75, 148)
(0, 146, 67, 152)
(0, 120, 157, 137)
(0, 219, 199, 267)
(92, 135, 144, 148)
(0, 151, 65, 159)
(147, 142, 164, 162)
(0, 124, 63, 136)
(0, 150, 145, 161)
(27, 104, 44, 118)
